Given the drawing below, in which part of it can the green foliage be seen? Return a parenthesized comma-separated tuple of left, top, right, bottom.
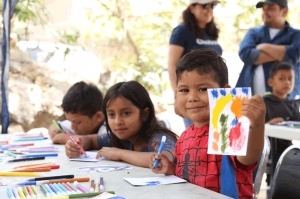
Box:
(219, 113, 229, 153)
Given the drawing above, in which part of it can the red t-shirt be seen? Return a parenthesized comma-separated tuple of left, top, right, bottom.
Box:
(174, 124, 256, 199)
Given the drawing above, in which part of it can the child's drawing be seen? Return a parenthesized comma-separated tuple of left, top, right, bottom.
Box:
(207, 87, 251, 156)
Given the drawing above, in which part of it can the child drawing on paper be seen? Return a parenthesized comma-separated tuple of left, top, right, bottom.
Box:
(208, 87, 251, 155)
(65, 81, 178, 168)
(149, 49, 266, 199)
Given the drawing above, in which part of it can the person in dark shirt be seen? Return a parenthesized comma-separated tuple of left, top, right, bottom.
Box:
(263, 61, 300, 185)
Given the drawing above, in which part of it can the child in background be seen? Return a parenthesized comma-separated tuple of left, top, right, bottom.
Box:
(48, 81, 106, 144)
(150, 49, 265, 198)
(65, 81, 178, 168)
(263, 62, 300, 185)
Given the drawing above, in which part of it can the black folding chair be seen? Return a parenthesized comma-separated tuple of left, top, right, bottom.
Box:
(268, 145, 300, 199)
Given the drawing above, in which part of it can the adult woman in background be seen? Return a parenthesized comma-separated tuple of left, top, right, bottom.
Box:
(168, 0, 222, 128)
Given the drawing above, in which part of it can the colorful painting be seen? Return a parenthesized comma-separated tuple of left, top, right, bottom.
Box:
(207, 87, 251, 156)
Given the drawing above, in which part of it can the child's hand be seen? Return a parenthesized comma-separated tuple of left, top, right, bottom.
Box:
(242, 95, 266, 127)
(267, 117, 283, 124)
(65, 137, 83, 158)
(96, 147, 121, 161)
(149, 153, 175, 175)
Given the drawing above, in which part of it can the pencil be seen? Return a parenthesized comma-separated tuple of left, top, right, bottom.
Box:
(0, 172, 41, 177)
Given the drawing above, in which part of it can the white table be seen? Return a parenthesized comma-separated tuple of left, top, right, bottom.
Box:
(0, 137, 231, 199)
(265, 124, 300, 141)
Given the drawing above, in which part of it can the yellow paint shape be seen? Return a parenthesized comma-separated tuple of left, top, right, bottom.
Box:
(211, 94, 234, 130)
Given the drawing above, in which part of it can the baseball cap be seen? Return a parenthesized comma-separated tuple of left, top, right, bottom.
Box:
(256, 0, 288, 8)
(189, 0, 220, 5)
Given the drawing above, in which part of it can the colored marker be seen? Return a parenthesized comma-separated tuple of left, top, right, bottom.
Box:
(7, 188, 16, 199)
(22, 186, 31, 199)
(39, 185, 50, 197)
(62, 182, 75, 193)
(4, 157, 46, 163)
(16, 153, 58, 158)
(4, 151, 17, 158)
(13, 167, 52, 172)
(12, 188, 21, 199)
(27, 174, 74, 181)
(90, 180, 95, 192)
(17, 187, 26, 199)
(44, 184, 56, 196)
(94, 179, 99, 192)
(49, 184, 60, 196)
(30, 186, 41, 198)
(65, 131, 87, 157)
(26, 186, 36, 198)
(52, 120, 62, 130)
(74, 181, 89, 193)
(100, 177, 105, 192)
(43, 177, 89, 184)
(53, 183, 66, 195)
(153, 135, 166, 169)
(58, 183, 71, 194)
(68, 192, 115, 198)
(13, 137, 45, 142)
(66, 182, 81, 194)
(0, 172, 41, 177)
(14, 162, 55, 169)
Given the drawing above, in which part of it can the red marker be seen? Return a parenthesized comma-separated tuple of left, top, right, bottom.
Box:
(65, 131, 87, 157)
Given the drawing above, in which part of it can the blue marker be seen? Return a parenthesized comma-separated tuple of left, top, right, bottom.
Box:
(16, 153, 58, 158)
(6, 188, 16, 199)
(13, 181, 42, 186)
(153, 135, 166, 169)
(53, 183, 66, 195)
(49, 184, 60, 196)
(44, 184, 55, 196)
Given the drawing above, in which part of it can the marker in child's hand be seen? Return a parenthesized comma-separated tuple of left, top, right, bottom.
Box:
(65, 131, 87, 157)
(52, 120, 62, 131)
(153, 136, 166, 169)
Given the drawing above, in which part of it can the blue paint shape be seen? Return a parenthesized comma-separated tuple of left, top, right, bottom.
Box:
(220, 89, 226, 96)
(145, 181, 161, 186)
(211, 89, 218, 98)
(231, 118, 238, 126)
(242, 87, 249, 96)
(230, 88, 237, 96)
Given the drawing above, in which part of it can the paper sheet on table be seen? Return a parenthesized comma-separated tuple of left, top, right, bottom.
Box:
(70, 152, 104, 162)
(123, 175, 186, 186)
(207, 87, 251, 156)
(78, 164, 133, 173)
(90, 192, 126, 199)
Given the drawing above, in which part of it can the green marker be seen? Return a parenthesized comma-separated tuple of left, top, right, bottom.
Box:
(69, 191, 115, 198)
(52, 120, 62, 130)
(4, 151, 17, 158)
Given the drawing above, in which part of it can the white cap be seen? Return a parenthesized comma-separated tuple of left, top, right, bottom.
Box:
(189, 0, 220, 5)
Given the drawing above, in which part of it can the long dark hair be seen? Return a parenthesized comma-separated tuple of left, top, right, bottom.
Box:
(183, 4, 219, 39)
(103, 81, 178, 149)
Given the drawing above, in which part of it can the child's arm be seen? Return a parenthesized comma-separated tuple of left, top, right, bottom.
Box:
(237, 95, 266, 166)
(96, 148, 173, 168)
(52, 133, 71, 144)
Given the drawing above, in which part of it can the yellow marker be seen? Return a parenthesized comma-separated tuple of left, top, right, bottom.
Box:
(0, 171, 41, 177)
(17, 187, 26, 199)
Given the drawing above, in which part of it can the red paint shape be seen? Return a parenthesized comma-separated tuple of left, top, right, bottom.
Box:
(229, 122, 246, 152)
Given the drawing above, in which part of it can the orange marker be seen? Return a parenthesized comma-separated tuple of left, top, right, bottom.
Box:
(43, 177, 90, 184)
(13, 167, 52, 172)
(13, 162, 55, 169)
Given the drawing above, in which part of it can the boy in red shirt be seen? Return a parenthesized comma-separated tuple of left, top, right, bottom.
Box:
(150, 49, 265, 199)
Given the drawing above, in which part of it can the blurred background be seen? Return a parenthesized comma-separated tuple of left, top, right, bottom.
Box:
(1, 0, 300, 134)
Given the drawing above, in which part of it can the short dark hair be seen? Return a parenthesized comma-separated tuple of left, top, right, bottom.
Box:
(103, 81, 178, 149)
(62, 81, 103, 117)
(269, 62, 293, 78)
(176, 49, 228, 87)
(183, 5, 219, 39)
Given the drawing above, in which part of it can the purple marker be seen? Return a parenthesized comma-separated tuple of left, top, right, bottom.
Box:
(49, 184, 60, 196)
(74, 181, 89, 193)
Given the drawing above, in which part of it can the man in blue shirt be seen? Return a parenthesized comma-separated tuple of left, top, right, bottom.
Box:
(236, 0, 300, 99)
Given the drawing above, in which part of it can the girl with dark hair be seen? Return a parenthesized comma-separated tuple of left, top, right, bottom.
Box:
(168, 0, 222, 128)
(65, 81, 178, 168)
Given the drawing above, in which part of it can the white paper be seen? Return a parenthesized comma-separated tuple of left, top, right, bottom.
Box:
(123, 175, 186, 186)
(207, 87, 251, 156)
(70, 152, 104, 162)
(90, 192, 126, 199)
(79, 164, 133, 173)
